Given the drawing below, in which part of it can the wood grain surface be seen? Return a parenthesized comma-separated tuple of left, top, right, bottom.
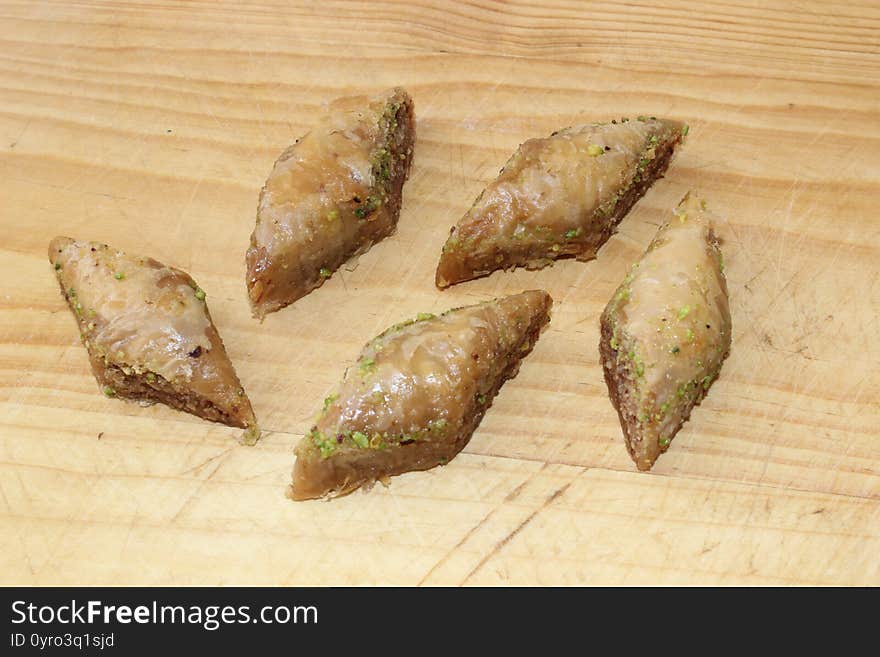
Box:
(1, 0, 879, 585)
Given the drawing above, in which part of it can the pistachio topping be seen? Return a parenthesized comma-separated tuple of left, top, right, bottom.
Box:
(350, 431, 369, 448)
(49, 236, 258, 435)
(246, 87, 414, 317)
(358, 356, 376, 375)
(291, 290, 552, 499)
(599, 192, 730, 471)
(309, 428, 338, 458)
(435, 118, 685, 288)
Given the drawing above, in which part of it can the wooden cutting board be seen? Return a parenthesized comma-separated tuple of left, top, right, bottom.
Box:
(2, 0, 878, 585)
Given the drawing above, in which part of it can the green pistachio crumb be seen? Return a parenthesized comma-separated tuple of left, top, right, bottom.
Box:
(194, 288, 206, 301)
(54, 262, 61, 270)
(373, 147, 392, 181)
(145, 372, 156, 383)
(359, 357, 376, 375)
(659, 437, 671, 447)
(439, 456, 448, 465)
(671, 345, 680, 354)
(243, 424, 261, 446)
(682, 124, 690, 136)
(327, 209, 340, 222)
(564, 227, 581, 240)
(310, 429, 337, 458)
(416, 312, 436, 321)
(628, 349, 645, 378)
(102, 385, 115, 397)
(114, 272, 125, 280)
(319, 267, 332, 279)
(476, 393, 486, 405)
(350, 431, 369, 448)
(678, 305, 691, 320)
(322, 393, 338, 412)
(354, 195, 382, 219)
(587, 144, 604, 157)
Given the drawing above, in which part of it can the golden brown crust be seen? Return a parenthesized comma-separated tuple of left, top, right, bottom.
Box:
(289, 290, 553, 500)
(436, 118, 685, 288)
(49, 237, 258, 436)
(246, 87, 416, 318)
(599, 193, 731, 470)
